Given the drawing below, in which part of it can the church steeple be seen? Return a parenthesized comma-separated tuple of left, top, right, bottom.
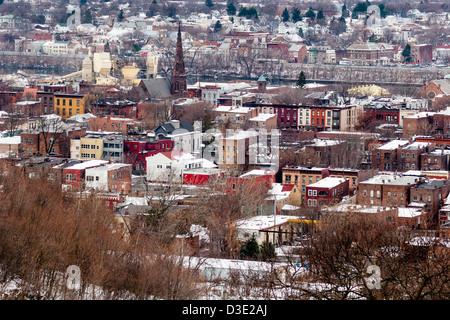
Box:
(171, 21, 186, 96)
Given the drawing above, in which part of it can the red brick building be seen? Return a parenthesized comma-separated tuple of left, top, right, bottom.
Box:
(62, 160, 109, 192)
(357, 174, 421, 207)
(226, 169, 275, 195)
(305, 177, 349, 207)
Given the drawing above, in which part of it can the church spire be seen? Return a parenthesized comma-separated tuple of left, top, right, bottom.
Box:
(171, 21, 186, 96)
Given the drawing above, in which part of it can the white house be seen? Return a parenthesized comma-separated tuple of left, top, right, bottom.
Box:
(146, 150, 216, 183)
(42, 41, 69, 55)
(153, 120, 202, 156)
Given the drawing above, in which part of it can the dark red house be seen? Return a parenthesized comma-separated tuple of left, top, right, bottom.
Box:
(123, 138, 174, 172)
(305, 177, 349, 207)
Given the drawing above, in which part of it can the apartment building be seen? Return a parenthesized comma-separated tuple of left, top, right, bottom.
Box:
(305, 177, 349, 207)
(357, 174, 421, 207)
(282, 166, 330, 204)
(54, 93, 86, 120)
(372, 139, 410, 171)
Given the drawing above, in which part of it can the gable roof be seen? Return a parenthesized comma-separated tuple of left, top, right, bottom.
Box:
(140, 78, 171, 99)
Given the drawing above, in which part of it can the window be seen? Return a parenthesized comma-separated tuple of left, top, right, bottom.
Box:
(66, 174, 72, 181)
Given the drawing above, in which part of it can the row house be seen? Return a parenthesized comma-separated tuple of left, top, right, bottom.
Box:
(102, 135, 126, 163)
(218, 129, 259, 173)
(90, 98, 137, 118)
(328, 168, 376, 196)
(372, 139, 410, 171)
(54, 93, 86, 120)
(212, 105, 259, 129)
(146, 150, 216, 183)
(226, 169, 276, 196)
(410, 179, 449, 223)
(85, 163, 132, 195)
(12, 100, 42, 117)
(282, 166, 330, 204)
(243, 102, 363, 132)
(89, 116, 134, 136)
(368, 106, 400, 124)
(62, 159, 109, 192)
(402, 112, 435, 137)
(357, 174, 421, 207)
(421, 148, 450, 171)
(123, 138, 174, 173)
(305, 177, 349, 208)
(21, 125, 86, 157)
(304, 139, 345, 167)
(396, 141, 434, 171)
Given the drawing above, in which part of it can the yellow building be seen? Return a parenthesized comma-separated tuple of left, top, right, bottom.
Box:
(54, 93, 86, 119)
(80, 137, 104, 160)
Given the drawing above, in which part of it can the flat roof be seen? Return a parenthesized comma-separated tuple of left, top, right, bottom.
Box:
(307, 177, 347, 189)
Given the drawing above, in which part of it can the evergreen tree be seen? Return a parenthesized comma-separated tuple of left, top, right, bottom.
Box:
(240, 236, 260, 260)
(214, 20, 222, 32)
(205, 0, 214, 8)
(239, 6, 258, 20)
(298, 27, 304, 37)
(259, 241, 276, 261)
(226, 2, 237, 16)
(82, 8, 92, 24)
(296, 71, 306, 88)
(402, 44, 412, 63)
(317, 10, 325, 20)
(352, 1, 369, 19)
(305, 7, 316, 20)
(292, 7, 302, 22)
(282, 7, 290, 22)
(118, 9, 124, 22)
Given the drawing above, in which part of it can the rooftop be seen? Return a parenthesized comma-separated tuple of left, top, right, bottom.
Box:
(359, 174, 421, 186)
(307, 177, 347, 189)
(377, 139, 409, 150)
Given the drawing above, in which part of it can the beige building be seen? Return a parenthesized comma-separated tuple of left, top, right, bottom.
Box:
(219, 130, 259, 173)
(79, 136, 104, 160)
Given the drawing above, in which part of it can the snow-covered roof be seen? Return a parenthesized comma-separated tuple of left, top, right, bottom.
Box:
(359, 174, 420, 186)
(236, 215, 304, 231)
(307, 177, 347, 189)
(249, 113, 276, 121)
(65, 160, 109, 170)
(240, 169, 275, 178)
(0, 136, 21, 145)
(377, 139, 409, 150)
